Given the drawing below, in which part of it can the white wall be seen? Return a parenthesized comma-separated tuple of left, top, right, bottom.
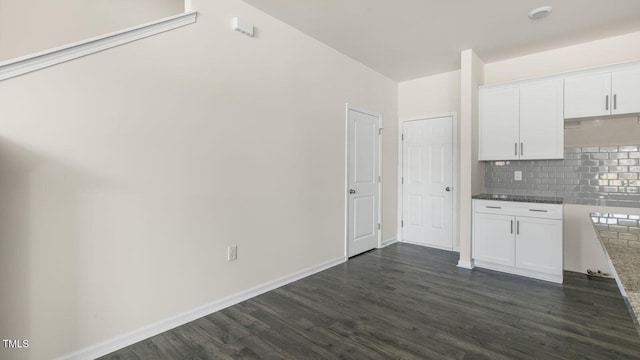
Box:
(0, 0, 397, 358)
(565, 116, 640, 147)
(0, 0, 184, 61)
(484, 31, 640, 85)
(398, 70, 460, 119)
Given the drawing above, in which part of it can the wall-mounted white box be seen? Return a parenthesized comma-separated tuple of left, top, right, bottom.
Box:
(232, 17, 254, 37)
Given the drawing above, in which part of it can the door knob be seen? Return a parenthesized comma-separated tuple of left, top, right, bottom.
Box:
(445, 187, 451, 192)
(349, 189, 356, 194)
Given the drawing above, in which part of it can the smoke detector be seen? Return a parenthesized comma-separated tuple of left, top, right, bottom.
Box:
(528, 6, 552, 20)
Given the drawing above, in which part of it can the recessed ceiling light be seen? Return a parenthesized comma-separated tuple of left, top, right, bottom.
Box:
(528, 6, 552, 20)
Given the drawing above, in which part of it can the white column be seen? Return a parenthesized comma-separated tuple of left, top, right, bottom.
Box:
(458, 49, 484, 269)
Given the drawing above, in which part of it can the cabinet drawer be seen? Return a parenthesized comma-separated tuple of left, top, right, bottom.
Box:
(473, 200, 563, 220)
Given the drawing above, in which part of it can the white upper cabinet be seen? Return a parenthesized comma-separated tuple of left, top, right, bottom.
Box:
(479, 86, 519, 160)
(519, 80, 564, 160)
(479, 61, 640, 161)
(565, 67, 640, 119)
(564, 73, 611, 119)
(479, 79, 563, 161)
(611, 67, 640, 115)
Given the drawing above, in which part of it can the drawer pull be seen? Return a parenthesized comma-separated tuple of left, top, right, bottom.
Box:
(529, 209, 548, 212)
(486, 206, 502, 209)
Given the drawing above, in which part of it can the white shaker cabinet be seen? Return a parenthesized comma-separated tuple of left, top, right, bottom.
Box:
(519, 80, 564, 160)
(611, 67, 640, 115)
(479, 79, 564, 161)
(563, 73, 611, 119)
(478, 86, 519, 160)
(515, 216, 563, 276)
(472, 199, 564, 284)
(473, 212, 516, 267)
(565, 67, 640, 119)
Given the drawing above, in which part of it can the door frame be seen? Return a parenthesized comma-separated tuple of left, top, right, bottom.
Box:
(397, 113, 459, 251)
(344, 104, 383, 258)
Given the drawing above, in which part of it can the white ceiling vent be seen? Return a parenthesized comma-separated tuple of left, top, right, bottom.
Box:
(528, 6, 552, 20)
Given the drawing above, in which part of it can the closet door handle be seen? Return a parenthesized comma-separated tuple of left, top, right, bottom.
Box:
(517, 220, 520, 235)
(614, 94, 617, 110)
(606, 95, 609, 111)
(510, 220, 513, 234)
(520, 142, 523, 157)
(515, 143, 518, 156)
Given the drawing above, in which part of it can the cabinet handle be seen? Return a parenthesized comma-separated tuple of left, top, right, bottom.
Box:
(529, 209, 548, 212)
(606, 95, 609, 111)
(521, 142, 523, 156)
(511, 220, 513, 234)
(486, 206, 502, 209)
(614, 94, 617, 110)
(517, 220, 520, 235)
(515, 142, 518, 156)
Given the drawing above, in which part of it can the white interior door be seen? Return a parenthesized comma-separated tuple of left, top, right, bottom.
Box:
(402, 116, 453, 250)
(347, 108, 380, 257)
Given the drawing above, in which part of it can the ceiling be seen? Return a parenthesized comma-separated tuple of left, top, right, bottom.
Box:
(240, 0, 640, 81)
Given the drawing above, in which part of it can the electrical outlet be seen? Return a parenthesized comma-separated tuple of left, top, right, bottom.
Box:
(514, 171, 522, 181)
(227, 245, 237, 262)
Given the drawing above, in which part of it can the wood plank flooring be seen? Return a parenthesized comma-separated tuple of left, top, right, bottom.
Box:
(100, 243, 640, 359)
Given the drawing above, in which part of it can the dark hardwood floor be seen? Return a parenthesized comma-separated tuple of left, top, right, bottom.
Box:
(101, 243, 640, 359)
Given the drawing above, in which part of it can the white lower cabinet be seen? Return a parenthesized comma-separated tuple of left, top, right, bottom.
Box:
(472, 200, 563, 284)
(474, 213, 515, 267)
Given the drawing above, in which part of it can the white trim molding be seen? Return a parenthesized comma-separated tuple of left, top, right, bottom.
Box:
(457, 260, 475, 270)
(54, 255, 345, 360)
(381, 237, 399, 247)
(0, 11, 197, 81)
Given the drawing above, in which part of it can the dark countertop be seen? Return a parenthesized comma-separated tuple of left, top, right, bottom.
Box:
(590, 212, 640, 336)
(472, 193, 564, 204)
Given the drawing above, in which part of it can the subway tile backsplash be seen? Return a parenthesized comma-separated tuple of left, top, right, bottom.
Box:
(484, 145, 640, 208)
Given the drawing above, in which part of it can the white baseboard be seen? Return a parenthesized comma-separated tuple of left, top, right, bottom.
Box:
(401, 239, 455, 252)
(55, 256, 346, 360)
(380, 237, 398, 247)
(457, 259, 475, 269)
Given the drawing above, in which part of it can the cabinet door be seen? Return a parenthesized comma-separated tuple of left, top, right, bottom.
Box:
(611, 67, 640, 115)
(515, 217, 563, 275)
(479, 86, 519, 161)
(473, 213, 515, 266)
(564, 73, 611, 119)
(519, 80, 564, 160)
